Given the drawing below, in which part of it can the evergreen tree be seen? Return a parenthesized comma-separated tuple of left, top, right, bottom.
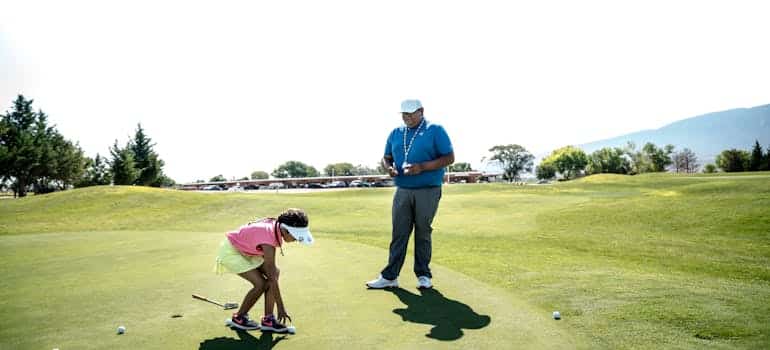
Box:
(0, 95, 38, 197)
(765, 146, 770, 171)
(48, 134, 86, 191)
(749, 140, 763, 171)
(109, 140, 138, 185)
(76, 153, 112, 187)
(129, 124, 165, 186)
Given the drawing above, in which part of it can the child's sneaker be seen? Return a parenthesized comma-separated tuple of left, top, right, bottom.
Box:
(260, 314, 289, 333)
(228, 313, 259, 330)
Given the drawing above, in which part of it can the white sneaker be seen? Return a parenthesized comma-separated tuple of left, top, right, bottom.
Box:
(366, 275, 398, 289)
(417, 276, 433, 289)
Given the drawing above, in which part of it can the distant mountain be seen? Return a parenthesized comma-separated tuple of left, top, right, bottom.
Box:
(579, 104, 770, 165)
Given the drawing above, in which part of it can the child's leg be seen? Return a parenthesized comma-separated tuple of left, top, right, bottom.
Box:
(236, 269, 267, 316)
(258, 265, 279, 316)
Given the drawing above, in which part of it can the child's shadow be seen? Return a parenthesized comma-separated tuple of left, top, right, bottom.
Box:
(388, 287, 491, 341)
(199, 329, 287, 350)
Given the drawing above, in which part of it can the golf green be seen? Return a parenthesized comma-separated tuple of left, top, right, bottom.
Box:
(0, 230, 573, 349)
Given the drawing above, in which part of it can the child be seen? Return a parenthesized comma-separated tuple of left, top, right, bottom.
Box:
(215, 208, 313, 332)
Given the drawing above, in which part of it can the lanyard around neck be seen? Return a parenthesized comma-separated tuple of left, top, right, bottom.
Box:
(403, 118, 425, 163)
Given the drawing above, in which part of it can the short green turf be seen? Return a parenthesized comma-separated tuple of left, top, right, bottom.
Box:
(1, 173, 769, 349)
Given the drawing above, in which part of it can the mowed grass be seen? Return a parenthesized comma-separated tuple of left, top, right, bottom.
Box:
(1, 173, 769, 349)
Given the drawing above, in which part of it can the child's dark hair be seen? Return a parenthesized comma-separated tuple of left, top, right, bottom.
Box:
(277, 208, 309, 228)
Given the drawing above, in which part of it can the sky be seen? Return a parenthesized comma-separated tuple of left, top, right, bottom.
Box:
(2, 0, 769, 183)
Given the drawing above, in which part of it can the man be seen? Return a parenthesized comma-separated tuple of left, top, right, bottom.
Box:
(366, 99, 454, 289)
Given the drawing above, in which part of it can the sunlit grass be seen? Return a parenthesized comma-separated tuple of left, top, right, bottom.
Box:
(1, 173, 769, 349)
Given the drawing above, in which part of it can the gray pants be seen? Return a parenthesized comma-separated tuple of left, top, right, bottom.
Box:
(381, 186, 442, 280)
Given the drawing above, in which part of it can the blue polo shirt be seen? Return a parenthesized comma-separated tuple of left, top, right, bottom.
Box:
(384, 119, 453, 189)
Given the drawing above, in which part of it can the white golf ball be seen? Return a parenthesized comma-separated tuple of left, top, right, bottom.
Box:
(117, 326, 126, 334)
(553, 311, 561, 320)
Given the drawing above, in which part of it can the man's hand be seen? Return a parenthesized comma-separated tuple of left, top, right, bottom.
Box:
(403, 163, 423, 176)
(387, 166, 398, 177)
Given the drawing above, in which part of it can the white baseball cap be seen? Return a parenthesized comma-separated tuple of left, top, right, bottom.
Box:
(400, 99, 423, 113)
(280, 223, 314, 245)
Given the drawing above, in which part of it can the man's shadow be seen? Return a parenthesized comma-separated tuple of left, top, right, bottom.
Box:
(199, 329, 287, 350)
(388, 288, 491, 341)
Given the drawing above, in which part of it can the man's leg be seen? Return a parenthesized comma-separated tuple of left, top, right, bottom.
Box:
(413, 187, 442, 278)
(380, 188, 414, 280)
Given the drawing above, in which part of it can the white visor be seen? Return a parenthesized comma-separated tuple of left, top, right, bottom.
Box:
(280, 223, 314, 245)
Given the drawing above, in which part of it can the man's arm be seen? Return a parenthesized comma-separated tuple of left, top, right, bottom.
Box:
(382, 155, 398, 177)
(404, 152, 455, 175)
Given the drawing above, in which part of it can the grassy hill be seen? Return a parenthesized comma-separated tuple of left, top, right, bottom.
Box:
(1, 174, 769, 349)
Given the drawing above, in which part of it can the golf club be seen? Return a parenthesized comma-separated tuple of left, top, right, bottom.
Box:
(192, 294, 239, 310)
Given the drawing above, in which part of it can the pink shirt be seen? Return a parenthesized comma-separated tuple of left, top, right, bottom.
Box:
(227, 218, 282, 256)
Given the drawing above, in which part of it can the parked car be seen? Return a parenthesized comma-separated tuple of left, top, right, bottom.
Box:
(202, 185, 224, 191)
(243, 184, 259, 190)
(350, 180, 371, 187)
(306, 182, 325, 189)
(268, 182, 285, 189)
(326, 181, 347, 188)
(372, 180, 394, 187)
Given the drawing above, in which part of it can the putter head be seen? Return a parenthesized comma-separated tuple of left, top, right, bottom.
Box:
(223, 303, 239, 310)
(287, 326, 296, 334)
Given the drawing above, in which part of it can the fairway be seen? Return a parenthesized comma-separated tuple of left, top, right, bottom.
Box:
(1, 173, 769, 349)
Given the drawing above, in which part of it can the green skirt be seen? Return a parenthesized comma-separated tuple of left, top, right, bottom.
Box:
(215, 238, 264, 274)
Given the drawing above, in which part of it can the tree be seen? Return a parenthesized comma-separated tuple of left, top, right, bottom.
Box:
(447, 162, 473, 172)
(209, 174, 226, 182)
(376, 162, 389, 175)
(586, 147, 631, 175)
(536, 162, 557, 180)
(76, 153, 112, 187)
(156, 175, 176, 187)
(324, 162, 355, 177)
(0, 95, 86, 196)
(488, 144, 534, 182)
(623, 142, 647, 174)
(109, 140, 138, 185)
(129, 124, 166, 186)
(46, 134, 86, 191)
(672, 148, 699, 173)
(352, 164, 380, 175)
(251, 170, 269, 179)
(0, 95, 39, 197)
(703, 164, 717, 173)
(542, 146, 588, 180)
(642, 142, 675, 172)
(715, 149, 750, 172)
(749, 140, 763, 171)
(765, 146, 770, 171)
(272, 161, 319, 178)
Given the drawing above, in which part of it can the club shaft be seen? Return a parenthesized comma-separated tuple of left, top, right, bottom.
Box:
(192, 294, 224, 307)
